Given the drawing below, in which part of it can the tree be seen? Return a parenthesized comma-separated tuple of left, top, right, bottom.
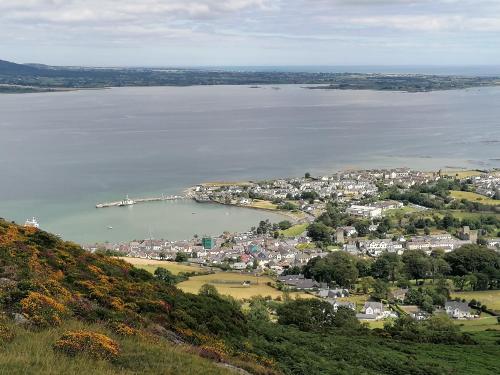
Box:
(278, 220, 292, 230)
(372, 279, 389, 300)
(198, 284, 220, 297)
(305, 172, 311, 179)
(304, 252, 359, 288)
(175, 252, 188, 263)
(277, 299, 335, 331)
(154, 267, 177, 285)
(359, 276, 375, 294)
(354, 221, 370, 237)
(307, 223, 332, 244)
(371, 253, 404, 283)
(445, 245, 499, 277)
(402, 250, 431, 283)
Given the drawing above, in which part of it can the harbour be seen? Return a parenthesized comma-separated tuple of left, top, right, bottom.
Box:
(95, 194, 188, 208)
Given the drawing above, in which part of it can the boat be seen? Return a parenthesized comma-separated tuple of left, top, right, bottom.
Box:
(24, 217, 40, 229)
(118, 195, 135, 207)
(107, 226, 113, 230)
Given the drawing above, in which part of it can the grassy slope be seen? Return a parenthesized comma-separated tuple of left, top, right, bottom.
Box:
(450, 191, 500, 206)
(0, 320, 231, 375)
(119, 257, 203, 275)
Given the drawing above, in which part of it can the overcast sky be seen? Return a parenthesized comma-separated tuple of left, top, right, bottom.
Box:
(1, 0, 500, 66)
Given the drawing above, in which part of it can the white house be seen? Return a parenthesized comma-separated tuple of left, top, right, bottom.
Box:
(445, 301, 472, 319)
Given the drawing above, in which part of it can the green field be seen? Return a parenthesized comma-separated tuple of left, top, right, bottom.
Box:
(385, 206, 419, 217)
(454, 314, 500, 332)
(451, 290, 500, 311)
(119, 257, 204, 275)
(445, 210, 500, 220)
(450, 190, 500, 206)
(280, 223, 308, 237)
(177, 272, 312, 300)
(248, 199, 278, 210)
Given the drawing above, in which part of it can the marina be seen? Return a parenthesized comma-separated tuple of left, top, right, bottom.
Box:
(96, 194, 188, 208)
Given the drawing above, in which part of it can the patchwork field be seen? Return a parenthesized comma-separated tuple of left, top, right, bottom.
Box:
(450, 190, 500, 206)
(451, 290, 500, 311)
(119, 257, 204, 275)
(177, 272, 312, 300)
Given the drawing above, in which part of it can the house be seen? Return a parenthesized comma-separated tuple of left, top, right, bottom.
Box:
(356, 301, 384, 320)
(445, 301, 472, 319)
(389, 288, 408, 303)
(487, 238, 500, 250)
(278, 274, 319, 290)
(317, 288, 349, 298)
(400, 305, 429, 321)
(328, 299, 356, 312)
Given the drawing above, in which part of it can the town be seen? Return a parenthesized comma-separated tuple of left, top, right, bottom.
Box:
(83, 167, 500, 326)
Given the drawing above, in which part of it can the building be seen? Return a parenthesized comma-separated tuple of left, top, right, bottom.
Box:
(346, 205, 382, 219)
(445, 301, 472, 319)
(202, 236, 215, 250)
(356, 302, 385, 320)
(457, 226, 478, 243)
(335, 228, 344, 244)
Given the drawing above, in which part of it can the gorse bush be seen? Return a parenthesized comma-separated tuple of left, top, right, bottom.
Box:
(20, 292, 68, 327)
(0, 322, 15, 343)
(53, 330, 120, 360)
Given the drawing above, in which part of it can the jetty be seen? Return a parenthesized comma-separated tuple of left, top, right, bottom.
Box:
(96, 194, 188, 208)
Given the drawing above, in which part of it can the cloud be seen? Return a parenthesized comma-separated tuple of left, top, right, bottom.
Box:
(1, 0, 500, 65)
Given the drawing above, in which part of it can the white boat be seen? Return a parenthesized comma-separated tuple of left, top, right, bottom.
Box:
(118, 195, 135, 207)
(107, 226, 113, 230)
(24, 217, 40, 229)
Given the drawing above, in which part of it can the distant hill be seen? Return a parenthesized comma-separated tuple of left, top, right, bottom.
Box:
(1, 58, 499, 93)
(0, 59, 43, 75)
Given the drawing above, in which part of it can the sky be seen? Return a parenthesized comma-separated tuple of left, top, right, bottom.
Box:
(1, 0, 500, 66)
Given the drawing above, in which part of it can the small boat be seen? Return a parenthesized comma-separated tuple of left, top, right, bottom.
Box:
(24, 217, 40, 229)
(118, 195, 135, 207)
(107, 226, 113, 230)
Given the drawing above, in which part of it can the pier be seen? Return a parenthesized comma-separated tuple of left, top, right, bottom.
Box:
(96, 194, 188, 208)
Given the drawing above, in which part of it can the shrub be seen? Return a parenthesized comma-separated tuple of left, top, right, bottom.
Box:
(20, 292, 68, 327)
(0, 322, 15, 343)
(112, 322, 139, 337)
(53, 330, 120, 360)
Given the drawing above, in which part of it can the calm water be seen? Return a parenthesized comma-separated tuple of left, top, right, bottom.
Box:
(1, 85, 499, 243)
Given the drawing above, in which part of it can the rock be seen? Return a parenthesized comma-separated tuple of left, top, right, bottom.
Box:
(13, 313, 29, 325)
(0, 278, 16, 288)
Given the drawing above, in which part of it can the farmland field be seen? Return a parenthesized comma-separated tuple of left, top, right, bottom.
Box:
(177, 272, 312, 300)
(442, 170, 484, 179)
(451, 290, 500, 311)
(450, 190, 500, 206)
(454, 314, 500, 332)
(119, 257, 204, 275)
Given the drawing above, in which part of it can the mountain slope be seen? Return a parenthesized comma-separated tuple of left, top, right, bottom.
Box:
(0, 219, 274, 375)
(0, 59, 43, 75)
